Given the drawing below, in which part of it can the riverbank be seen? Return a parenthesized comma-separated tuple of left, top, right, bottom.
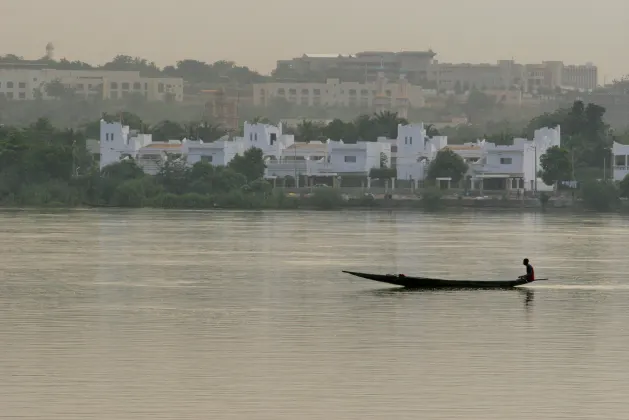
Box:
(3, 192, 626, 214)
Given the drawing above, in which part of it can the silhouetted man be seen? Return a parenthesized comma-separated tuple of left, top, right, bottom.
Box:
(519, 258, 535, 282)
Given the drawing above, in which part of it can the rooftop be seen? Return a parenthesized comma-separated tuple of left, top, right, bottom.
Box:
(142, 143, 182, 149)
(286, 143, 327, 151)
(446, 145, 483, 151)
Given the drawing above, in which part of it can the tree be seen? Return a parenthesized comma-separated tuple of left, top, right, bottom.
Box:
(427, 149, 468, 184)
(228, 147, 266, 182)
(322, 119, 352, 141)
(45, 79, 76, 100)
(372, 111, 408, 139)
(462, 89, 495, 123)
(580, 180, 619, 211)
(151, 120, 185, 142)
(619, 174, 629, 198)
(295, 119, 324, 142)
(539, 146, 572, 187)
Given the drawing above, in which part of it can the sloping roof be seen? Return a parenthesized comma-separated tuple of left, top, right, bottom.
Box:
(142, 143, 182, 149)
(446, 145, 482, 151)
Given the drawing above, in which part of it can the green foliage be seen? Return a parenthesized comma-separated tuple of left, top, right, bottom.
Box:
(307, 188, 344, 209)
(228, 148, 266, 182)
(427, 149, 469, 184)
(539, 146, 572, 186)
(538, 192, 551, 208)
(580, 180, 619, 211)
(619, 174, 629, 198)
(0, 54, 267, 85)
(528, 100, 610, 171)
(420, 188, 444, 211)
(369, 167, 396, 179)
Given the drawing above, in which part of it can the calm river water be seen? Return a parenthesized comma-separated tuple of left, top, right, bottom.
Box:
(1, 209, 629, 419)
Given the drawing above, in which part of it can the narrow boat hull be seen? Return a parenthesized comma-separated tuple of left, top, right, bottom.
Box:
(342, 271, 544, 289)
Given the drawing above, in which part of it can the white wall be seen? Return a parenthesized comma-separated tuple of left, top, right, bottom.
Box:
(327, 141, 384, 174)
(612, 142, 629, 181)
(99, 120, 152, 170)
(184, 140, 243, 167)
(242, 122, 295, 160)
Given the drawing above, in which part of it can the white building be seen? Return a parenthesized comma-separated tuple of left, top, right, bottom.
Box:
(0, 67, 183, 102)
(242, 122, 295, 160)
(98, 119, 295, 175)
(461, 126, 561, 191)
(264, 139, 390, 181)
(98, 117, 560, 192)
(612, 142, 629, 182)
(100, 120, 153, 170)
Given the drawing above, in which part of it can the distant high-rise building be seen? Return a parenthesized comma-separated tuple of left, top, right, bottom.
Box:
(275, 50, 598, 93)
(274, 50, 436, 85)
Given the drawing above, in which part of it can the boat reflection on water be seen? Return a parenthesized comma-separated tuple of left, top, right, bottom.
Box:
(367, 287, 536, 310)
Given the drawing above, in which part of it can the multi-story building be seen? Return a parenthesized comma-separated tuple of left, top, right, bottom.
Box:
(0, 66, 183, 102)
(253, 73, 422, 115)
(427, 60, 597, 93)
(277, 50, 598, 93)
(275, 51, 436, 84)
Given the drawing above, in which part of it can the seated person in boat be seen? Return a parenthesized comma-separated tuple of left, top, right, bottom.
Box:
(518, 258, 535, 281)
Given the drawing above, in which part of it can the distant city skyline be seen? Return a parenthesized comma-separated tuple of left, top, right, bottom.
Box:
(1, 0, 627, 83)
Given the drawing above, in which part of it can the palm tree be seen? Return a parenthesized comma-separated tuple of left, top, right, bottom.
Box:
(251, 116, 272, 124)
(372, 111, 408, 139)
(296, 119, 323, 142)
(195, 121, 227, 141)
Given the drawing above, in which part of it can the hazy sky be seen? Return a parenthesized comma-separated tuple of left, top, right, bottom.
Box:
(1, 0, 627, 82)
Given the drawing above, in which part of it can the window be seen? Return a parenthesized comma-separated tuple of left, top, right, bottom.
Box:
(289, 89, 297, 95)
(19, 92, 25, 99)
(122, 82, 130, 90)
(7, 82, 14, 88)
(301, 89, 309, 95)
(313, 89, 321, 95)
(76, 84, 84, 90)
(500, 157, 512, 165)
(349, 89, 356, 95)
(277, 88, 285, 95)
(158, 83, 164, 93)
(18, 82, 26, 89)
(110, 82, 118, 89)
(361, 89, 369, 95)
(6, 92, 13, 99)
(344, 156, 357, 163)
(201, 156, 213, 163)
(391, 146, 398, 153)
(133, 82, 142, 90)
(615, 155, 627, 167)
(254, 133, 258, 141)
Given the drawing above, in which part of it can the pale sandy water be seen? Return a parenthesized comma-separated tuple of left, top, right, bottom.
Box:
(1, 209, 629, 419)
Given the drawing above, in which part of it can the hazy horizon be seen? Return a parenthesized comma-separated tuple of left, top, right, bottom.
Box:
(1, 0, 628, 82)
